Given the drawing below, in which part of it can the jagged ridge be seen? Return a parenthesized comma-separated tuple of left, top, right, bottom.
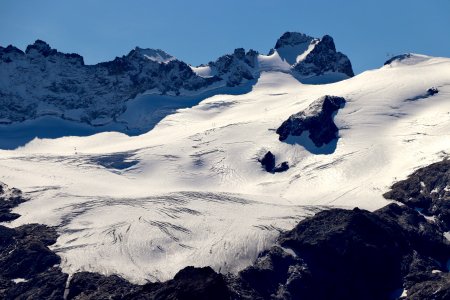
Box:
(0, 32, 353, 127)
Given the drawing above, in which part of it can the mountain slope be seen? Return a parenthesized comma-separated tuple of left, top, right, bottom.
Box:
(0, 32, 353, 149)
(0, 52, 449, 283)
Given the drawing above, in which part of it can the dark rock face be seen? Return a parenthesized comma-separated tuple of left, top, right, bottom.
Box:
(4, 268, 68, 300)
(427, 87, 439, 96)
(66, 272, 138, 299)
(0, 224, 60, 279)
(406, 272, 450, 300)
(276, 95, 346, 147)
(275, 32, 314, 49)
(259, 151, 276, 172)
(266, 207, 408, 300)
(235, 202, 449, 300)
(66, 266, 230, 300)
(209, 48, 259, 87)
(259, 151, 289, 173)
(25, 39, 58, 57)
(383, 159, 450, 231)
(148, 266, 231, 300)
(0, 182, 27, 222)
(0, 184, 65, 299)
(293, 35, 354, 77)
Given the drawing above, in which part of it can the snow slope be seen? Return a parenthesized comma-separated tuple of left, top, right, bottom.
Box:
(0, 54, 449, 283)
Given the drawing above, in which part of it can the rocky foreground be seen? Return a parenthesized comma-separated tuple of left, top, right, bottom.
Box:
(1, 160, 449, 299)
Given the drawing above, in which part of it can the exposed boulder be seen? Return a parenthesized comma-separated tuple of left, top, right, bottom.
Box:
(276, 95, 346, 148)
(427, 87, 439, 96)
(259, 151, 289, 173)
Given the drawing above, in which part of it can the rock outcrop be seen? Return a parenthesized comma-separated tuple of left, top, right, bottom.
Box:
(384, 159, 450, 231)
(293, 35, 354, 78)
(234, 203, 449, 299)
(0, 182, 27, 222)
(259, 151, 289, 173)
(276, 95, 346, 147)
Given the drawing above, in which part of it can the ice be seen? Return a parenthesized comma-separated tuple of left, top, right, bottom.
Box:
(1, 55, 450, 283)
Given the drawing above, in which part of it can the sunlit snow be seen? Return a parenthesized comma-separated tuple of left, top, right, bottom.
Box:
(1, 54, 449, 283)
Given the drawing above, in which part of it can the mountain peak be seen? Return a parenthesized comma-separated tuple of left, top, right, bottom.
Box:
(274, 32, 315, 49)
(292, 34, 354, 78)
(128, 47, 175, 63)
(317, 35, 336, 52)
(25, 39, 56, 56)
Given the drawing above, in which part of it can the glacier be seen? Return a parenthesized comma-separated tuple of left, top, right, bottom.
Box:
(0, 48, 449, 285)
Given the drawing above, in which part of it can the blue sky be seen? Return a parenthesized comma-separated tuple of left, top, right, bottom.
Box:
(1, 0, 449, 74)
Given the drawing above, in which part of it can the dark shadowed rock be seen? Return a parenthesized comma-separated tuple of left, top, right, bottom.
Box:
(239, 246, 310, 299)
(4, 268, 67, 300)
(259, 151, 276, 172)
(276, 95, 346, 148)
(375, 203, 449, 262)
(66, 272, 139, 299)
(25, 40, 57, 57)
(0, 224, 60, 279)
(234, 203, 449, 299)
(384, 54, 412, 65)
(383, 159, 450, 231)
(274, 32, 314, 50)
(406, 272, 450, 300)
(293, 35, 354, 78)
(427, 87, 439, 96)
(149, 266, 230, 300)
(67, 266, 230, 300)
(274, 162, 289, 173)
(208, 48, 259, 87)
(277, 207, 408, 300)
(0, 182, 27, 222)
(259, 151, 289, 173)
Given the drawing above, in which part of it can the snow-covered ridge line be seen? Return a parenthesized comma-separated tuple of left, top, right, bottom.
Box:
(0, 32, 353, 133)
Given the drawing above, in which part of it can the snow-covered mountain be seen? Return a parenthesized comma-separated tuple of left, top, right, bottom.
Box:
(0, 41, 449, 290)
(1, 29, 449, 299)
(0, 32, 352, 143)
